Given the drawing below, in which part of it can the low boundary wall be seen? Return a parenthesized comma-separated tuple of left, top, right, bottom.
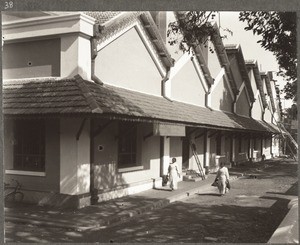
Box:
(268, 198, 298, 244)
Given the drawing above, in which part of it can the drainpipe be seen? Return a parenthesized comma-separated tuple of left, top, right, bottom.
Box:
(90, 118, 99, 205)
(205, 88, 213, 111)
(91, 25, 103, 85)
(232, 93, 237, 113)
(249, 101, 254, 117)
(162, 67, 173, 102)
(89, 24, 102, 205)
(91, 57, 103, 85)
(262, 109, 265, 121)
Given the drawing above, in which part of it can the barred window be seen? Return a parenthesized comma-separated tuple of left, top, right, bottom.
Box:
(13, 120, 45, 172)
(118, 122, 137, 168)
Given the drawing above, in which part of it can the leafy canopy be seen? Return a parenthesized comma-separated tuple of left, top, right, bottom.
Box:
(167, 11, 297, 102)
(167, 11, 219, 54)
(239, 11, 297, 101)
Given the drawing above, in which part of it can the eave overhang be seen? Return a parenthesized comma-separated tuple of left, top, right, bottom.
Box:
(245, 60, 268, 108)
(225, 44, 255, 103)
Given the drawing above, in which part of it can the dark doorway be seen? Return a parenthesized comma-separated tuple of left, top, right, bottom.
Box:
(182, 137, 189, 171)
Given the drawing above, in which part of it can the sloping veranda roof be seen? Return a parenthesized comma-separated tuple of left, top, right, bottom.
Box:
(3, 75, 277, 134)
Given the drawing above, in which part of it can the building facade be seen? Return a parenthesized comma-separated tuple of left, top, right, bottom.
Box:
(3, 11, 281, 208)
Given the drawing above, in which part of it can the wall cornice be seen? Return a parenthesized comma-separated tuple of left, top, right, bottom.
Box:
(3, 13, 95, 42)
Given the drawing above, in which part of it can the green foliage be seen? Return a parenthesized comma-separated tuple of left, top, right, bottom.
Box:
(239, 11, 297, 101)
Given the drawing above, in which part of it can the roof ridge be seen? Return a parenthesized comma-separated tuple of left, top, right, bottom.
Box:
(74, 75, 103, 113)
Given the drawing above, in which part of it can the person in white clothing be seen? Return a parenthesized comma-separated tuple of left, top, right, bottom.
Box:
(168, 158, 180, 191)
(216, 162, 230, 196)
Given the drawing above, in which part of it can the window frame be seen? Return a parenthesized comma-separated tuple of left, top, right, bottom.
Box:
(117, 121, 139, 170)
(12, 119, 46, 173)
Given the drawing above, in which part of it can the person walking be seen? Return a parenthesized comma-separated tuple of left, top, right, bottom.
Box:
(168, 157, 180, 191)
(216, 161, 230, 196)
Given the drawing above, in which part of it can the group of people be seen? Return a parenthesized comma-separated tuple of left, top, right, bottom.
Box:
(167, 158, 230, 196)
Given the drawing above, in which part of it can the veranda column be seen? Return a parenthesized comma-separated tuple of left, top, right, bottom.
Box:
(249, 138, 254, 161)
(162, 136, 170, 176)
(261, 138, 265, 160)
(60, 118, 90, 195)
(205, 131, 211, 168)
(270, 135, 273, 157)
(232, 137, 236, 164)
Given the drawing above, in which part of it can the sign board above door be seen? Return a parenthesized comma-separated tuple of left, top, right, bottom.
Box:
(153, 123, 185, 136)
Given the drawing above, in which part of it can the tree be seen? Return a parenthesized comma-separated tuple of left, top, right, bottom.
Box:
(167, 11, 222, 54)
(284, 103, 297, 120)
(239, 11, 297, 102)
(167, 11, 297, 102)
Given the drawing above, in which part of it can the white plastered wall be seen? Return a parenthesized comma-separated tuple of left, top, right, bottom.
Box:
(60, 118, 90, 195)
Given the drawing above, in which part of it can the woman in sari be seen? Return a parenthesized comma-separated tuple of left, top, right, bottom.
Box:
(216, 162, 230, 196)
(168, 157, 180, 191)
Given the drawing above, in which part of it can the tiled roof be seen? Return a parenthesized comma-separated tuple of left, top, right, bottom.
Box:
(261, 121, 280, 133)
(83, 12, 121, 25)
(3, 77, 94, 114)
(3, 76, 276, 133)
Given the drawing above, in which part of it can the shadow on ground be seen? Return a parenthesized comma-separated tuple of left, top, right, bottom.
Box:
(266, 181, 298, 197)
(91, 195, 290, 243)
(5, 159, 297, 243)
(6, 196, 290, 243)
(197, 193, 221, 197)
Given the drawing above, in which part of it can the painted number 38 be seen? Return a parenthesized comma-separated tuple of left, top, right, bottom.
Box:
(4, 1, 14, 9)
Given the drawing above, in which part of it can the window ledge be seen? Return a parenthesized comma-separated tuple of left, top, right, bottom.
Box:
(118, 166, 144, 173)
(5, 170, 46, 177)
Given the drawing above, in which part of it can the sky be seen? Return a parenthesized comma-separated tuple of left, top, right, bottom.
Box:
(218, 11, 293, 109)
